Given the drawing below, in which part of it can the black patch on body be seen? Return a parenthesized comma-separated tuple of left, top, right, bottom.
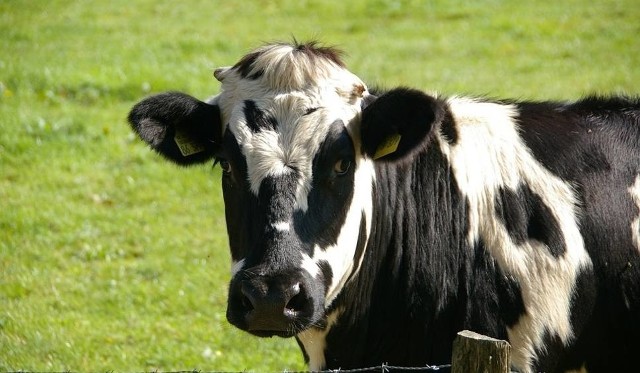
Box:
(317, 260, 333, 296)
(495, 184, 566, 257)
(439, 108, 459, 145)
(351, 212, 368, 275)
(495, 271, 527, 327)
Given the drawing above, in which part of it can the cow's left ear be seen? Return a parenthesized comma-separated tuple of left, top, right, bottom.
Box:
(128, 91, 222, 165)
(360, 88, 444, 162)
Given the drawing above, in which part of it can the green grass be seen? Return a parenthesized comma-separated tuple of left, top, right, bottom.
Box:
(1, 0, 638, 371)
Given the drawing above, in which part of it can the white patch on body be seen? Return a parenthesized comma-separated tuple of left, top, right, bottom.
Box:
(630, 174, 640, 253)
(441, 97, 592, 373)
(296, 309, 342, 371)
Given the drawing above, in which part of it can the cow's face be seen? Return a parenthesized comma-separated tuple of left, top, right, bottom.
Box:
(128, 42, 442, 338)
(212, 43, 376, 337)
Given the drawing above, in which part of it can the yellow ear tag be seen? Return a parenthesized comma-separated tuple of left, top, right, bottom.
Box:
(174, 129, 205, 157)
(373, 133, 402, 160)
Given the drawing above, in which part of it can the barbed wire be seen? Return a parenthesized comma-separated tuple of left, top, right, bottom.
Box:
(4, 364, 453, 373)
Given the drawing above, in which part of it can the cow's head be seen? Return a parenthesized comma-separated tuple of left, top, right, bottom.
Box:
(129, 41, 443, 338)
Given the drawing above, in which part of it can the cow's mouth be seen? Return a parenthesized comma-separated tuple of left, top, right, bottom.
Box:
(248, 329, 297, 338)
(242, 308, 310, 338)
(230, 307, 318, 339)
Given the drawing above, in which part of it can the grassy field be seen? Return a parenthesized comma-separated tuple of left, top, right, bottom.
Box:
(1, 0, 638, 371)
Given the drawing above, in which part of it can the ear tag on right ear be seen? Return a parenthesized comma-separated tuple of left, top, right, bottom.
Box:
(373, 133, 402, 160)
(174, 129, 205, 157)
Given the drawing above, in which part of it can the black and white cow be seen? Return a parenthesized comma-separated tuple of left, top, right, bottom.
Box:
(128, 41, 640, 372)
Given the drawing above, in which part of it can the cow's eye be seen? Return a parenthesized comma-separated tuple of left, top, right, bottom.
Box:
(218, 159, 232, 174)
(334, 159, 351, 176)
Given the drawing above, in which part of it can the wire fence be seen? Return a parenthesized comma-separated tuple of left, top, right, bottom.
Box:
(6, 331, 517, 373)
(5, 367, 452, 373)
(289, 363, 452, 372)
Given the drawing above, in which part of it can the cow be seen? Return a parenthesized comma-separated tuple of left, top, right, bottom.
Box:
(128, 41, 640, 372)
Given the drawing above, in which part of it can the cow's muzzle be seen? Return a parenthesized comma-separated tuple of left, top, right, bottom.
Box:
(226, 269, 319, 337)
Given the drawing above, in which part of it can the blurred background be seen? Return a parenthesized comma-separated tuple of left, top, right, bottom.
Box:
(1, 0, 638, 371)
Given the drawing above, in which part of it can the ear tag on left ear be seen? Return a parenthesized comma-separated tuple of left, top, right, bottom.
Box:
(373, 133, 402, 160)
(174, 129, 205, 157)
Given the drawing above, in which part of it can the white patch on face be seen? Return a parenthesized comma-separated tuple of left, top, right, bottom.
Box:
(231, 258, 245, 278)
(272, 221, 291, 232)
(308, 157, 375, 305)
(296, 308, 342, 371)
(296, 154, 374, 306)
(442, 97, 592, 373)
(300, 252, 320, 278)
(630, 174, 640, 253)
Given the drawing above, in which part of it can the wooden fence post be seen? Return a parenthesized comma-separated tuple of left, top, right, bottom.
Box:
(451, 330, 511, 373)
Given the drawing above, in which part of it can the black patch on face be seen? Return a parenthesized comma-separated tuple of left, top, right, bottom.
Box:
(294, 122, 356, 249)
(233, 50, 264, 80)
(259, 173, 298, 224)
(439, 107, 458, 145)
(233, 41, 345, 80)
(495, 184, 566, 258)
(219, 131, 261, 262)
(292, 41, 345, 68)
(243, 100, 277, 133)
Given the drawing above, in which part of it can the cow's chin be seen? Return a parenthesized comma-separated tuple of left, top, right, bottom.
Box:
(241, 308, 326, 338)
(247, 329, 297, 338)
(227, 299, 326, 339)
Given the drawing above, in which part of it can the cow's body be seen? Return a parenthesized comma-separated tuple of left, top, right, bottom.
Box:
(129, 41, 640, 372)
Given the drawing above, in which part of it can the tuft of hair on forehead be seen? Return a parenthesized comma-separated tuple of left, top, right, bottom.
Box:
(231, 40, 347, 91)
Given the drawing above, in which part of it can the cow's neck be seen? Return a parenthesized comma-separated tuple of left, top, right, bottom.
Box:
(319, 141, 473, 369)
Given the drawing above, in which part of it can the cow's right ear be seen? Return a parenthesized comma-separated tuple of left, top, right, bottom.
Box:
(360, 88, 444, 162)
(128, 91, 222, 165)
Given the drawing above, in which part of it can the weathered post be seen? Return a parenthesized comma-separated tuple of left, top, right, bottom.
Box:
(451, 330, 511, 373)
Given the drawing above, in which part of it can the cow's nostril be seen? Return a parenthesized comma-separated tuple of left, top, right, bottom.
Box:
(285, 292, 307, 313)
(285, 282, 307, 314)
(241, 293, 254, 311)
(240, 283, 257, 311)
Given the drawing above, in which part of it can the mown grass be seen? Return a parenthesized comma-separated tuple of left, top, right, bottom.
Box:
(1, 0, 638, 371)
